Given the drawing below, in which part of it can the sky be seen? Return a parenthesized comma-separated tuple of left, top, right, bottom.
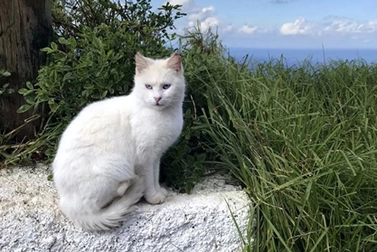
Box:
(151, 0, 377, 49)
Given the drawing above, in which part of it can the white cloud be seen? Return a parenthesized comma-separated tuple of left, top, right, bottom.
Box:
(169, 0, 194, 8)
(166, 1, 263, 37)
(280, 17, 313, 35)
(189, 16, 220, 31)
(368, 20, 377, 29)
(189, 6, 215, 21)
(278, 16, 377, 37)
(325, 18, 362, 34)
(185, 5, 220, 31)
(239, 25, 258, 34)
(223, 25, 234, 33)
(164, 1, 221, 33)
(324, 17, 377, 34)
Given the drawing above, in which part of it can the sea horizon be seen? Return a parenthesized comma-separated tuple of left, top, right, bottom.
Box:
(228, 47, 377, 66)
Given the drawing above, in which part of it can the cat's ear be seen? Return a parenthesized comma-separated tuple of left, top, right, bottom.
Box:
(135, 52, 150, 73)
(167, 52, 182, 73)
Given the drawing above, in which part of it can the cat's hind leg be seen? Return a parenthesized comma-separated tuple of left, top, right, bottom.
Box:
(116, 174, 144, 196)
(117, 181, 130, 196)
(62, 174, 144, 231)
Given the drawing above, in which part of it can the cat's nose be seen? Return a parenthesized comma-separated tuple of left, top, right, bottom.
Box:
(154, 97, 162, 103)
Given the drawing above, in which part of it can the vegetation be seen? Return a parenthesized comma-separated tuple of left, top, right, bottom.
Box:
(194, 39, 377, 250)
(2, 0, 377, 251)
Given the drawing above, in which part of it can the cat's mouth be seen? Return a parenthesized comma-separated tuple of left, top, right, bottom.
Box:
(154, 102, 168, 109)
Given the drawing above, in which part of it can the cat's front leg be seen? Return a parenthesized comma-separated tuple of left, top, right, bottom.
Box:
(144, 158, 167, 204)
(153, 160, 168, 197)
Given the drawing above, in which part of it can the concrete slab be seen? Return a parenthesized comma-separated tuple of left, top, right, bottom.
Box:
(0, 164, 251, 252)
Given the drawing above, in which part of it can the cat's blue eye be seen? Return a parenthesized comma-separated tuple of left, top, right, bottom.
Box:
(162, 84, 171, 90)
(145, 84, 153, 90)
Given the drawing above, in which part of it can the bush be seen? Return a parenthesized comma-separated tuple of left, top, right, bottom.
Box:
(8, 1, 220, 192)
(52, 0, 185, 43)
(2, 0, 183, 163)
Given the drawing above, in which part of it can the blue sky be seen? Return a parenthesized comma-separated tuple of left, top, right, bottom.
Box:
(151, 0, 377, 49)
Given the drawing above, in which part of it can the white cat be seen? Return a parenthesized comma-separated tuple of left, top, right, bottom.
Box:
(52, 52, 185, 231)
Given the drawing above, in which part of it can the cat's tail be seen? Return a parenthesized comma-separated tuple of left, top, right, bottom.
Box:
(71, 176, 144, 231)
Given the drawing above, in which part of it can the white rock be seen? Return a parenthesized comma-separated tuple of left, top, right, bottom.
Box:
(0, 165, 251, 252)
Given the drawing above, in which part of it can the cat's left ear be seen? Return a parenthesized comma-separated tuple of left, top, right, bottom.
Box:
(167, 52, 182, 73)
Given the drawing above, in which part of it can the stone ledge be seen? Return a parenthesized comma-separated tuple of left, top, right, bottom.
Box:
(0, 165, 251, 252)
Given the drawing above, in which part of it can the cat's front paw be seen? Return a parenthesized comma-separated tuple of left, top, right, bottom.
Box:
(145, 189, 167, 205)
(158, 187, 168, 197)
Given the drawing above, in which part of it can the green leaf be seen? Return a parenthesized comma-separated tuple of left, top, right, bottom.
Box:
(68, 37, 77, 48)
(51, 42, 58, 50)
(24, 95, 36, 104)
(18, 88, 30, 95)
(17, 104, 32, 113)
(92, 37, 103, 49)
(101, 90, 108, 98)
(26, 82, 34, 89)
(1, 71, 11, 77)
(48, 101, 58, 112)
(41, 47, 53, 53)
(107, 50, 114, 58)
(58, 37, 68, 45)
(63, 72, 73, 82)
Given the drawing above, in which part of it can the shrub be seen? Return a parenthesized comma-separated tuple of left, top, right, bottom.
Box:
(10, 2, 220, 192)
(3, 0, 184, 164)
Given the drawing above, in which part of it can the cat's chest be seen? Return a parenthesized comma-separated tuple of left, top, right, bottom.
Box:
(131, 109, 183, 151)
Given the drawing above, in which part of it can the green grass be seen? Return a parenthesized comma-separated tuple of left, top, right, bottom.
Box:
(186, 44, 377, 251)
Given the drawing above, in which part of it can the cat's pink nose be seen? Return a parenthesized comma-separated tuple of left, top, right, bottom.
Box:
(154, 97, 162, 103)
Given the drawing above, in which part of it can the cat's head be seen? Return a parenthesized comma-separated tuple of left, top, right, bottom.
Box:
(133, 52, 186, 109)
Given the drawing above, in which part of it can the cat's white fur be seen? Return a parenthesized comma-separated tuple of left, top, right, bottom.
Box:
(52, 52, 185, 231)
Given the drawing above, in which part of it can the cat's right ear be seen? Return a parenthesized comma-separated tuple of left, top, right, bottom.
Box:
(135, 52, 149, 73)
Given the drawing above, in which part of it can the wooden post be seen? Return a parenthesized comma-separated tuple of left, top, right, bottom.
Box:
(0, 0, 51, 140)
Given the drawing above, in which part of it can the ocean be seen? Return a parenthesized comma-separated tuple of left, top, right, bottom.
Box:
(228, 48, 377, 67)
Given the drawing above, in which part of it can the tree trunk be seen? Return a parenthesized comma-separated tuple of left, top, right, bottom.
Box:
(0, 0, 51, 140)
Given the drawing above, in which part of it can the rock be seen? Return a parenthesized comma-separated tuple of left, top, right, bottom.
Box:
(0, 165, 251, 252)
